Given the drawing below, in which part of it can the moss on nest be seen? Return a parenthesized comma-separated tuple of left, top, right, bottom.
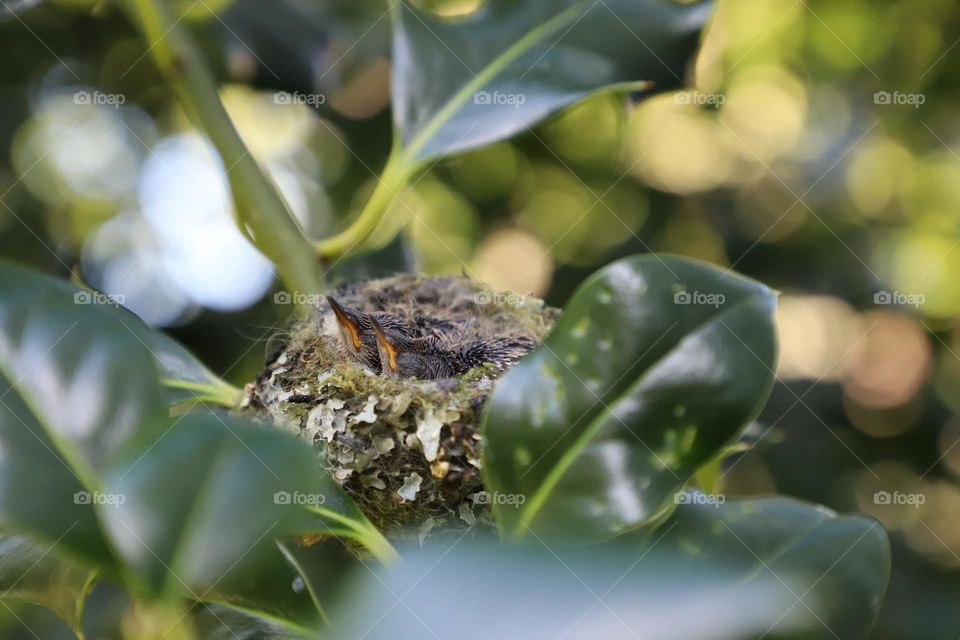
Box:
(243, 275, 558, 538)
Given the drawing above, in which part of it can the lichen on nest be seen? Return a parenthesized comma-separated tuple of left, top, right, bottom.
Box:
(244, 274, 558, 537)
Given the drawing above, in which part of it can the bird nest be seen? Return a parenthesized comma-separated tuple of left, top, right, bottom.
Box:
(243, 275, 559, 538)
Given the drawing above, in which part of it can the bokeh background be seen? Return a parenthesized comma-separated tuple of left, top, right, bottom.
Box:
(1, 0, 958, 636)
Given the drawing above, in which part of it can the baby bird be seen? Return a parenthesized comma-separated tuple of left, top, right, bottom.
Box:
(369, 316, 535, 380)
(327, 296, 454, 374)
(327, 296, 411, 374)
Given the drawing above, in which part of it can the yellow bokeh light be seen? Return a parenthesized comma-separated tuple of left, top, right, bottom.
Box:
(513, 164, 646, 265)
(886, 232, 960, 318)
(626, 95, 734, 194)
(328, 57, 392, 121)
(845, 395, 921, 439)
(843, 311, 931, 409)
(541, 93, 626, 167)
(471, 228, 552, 297)
(406, 180, 478, 274)
(446, 142, 520, 202)
(904, 152, 960, 223)
(776, 295, 861, 380)
(413, 0, 485, 18)
(846, 136, 914, 218)
(221, 85, 317, 159)
(904, 481, 960, 568)
(853, 461, 925, 531)
(719, 66, 807, 162)
(654, 215, 728, 265)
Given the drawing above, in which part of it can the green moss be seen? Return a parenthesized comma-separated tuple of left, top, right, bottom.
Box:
(244, 275, 558, 538)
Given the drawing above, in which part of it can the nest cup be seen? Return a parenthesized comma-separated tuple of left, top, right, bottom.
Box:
(245, 275, 558, 537)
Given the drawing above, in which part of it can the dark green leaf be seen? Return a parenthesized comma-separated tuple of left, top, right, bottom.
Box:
(190, 603, 306, 640)
(0, 263, 382, 632)
(203, 541, 330, 633)
(0, 261, 164, 563)
(327, 497, 888, 639)
(99, 414, 323, 597)
(483, 255, 778, 542)
(392, 0, 712, 164)
(643, 493, 890, 640)
(139, 328, 242, 409)
(0, 534, 98, 633)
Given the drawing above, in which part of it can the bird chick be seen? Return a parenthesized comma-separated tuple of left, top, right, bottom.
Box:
(370, 315, 535, 380)
(326, 296, 411, 374)
(326, 296, 451, 374)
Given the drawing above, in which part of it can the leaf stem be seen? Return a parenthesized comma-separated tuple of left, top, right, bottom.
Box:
(124, 0, 324, 300)
(308, 506, 399, 565)
(160, 377, 244, 409)
(314, 150, 412, 260)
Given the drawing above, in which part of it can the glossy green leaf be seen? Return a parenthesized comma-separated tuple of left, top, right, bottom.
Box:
(190, 603, 306, 640)
(98, 413, 323, 597)
(0, 262, 164, 563)
(203, 542, 328, 633)
(483, 255, 778, 542)
(101, 299, 242, 410)
(327, 497, 888, 639)
(0, 533, 98, 633)
(317, 0, 712, 259)
(0, 263, 377, 631)
(392, 0, 712, 164)
(642, 494, 890, 640)
(139, 329, 242, 410)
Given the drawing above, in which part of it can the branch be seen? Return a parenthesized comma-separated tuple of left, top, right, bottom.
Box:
(124, 0, 324, 299)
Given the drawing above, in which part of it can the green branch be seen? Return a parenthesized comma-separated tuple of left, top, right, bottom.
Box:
(124, 0, 323, 299)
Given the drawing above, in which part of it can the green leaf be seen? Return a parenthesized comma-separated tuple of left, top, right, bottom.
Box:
(392, 0, 712, 164)
(190, 603, 306, 640)
(0, 263, 375, 631)
(0, 533, 98, 634)
(98, 413, 323, 597)
(203, 542, 329, 633)
(482, 255, 778, 542)
(139, 329, 242, 410)
(316, 0, 713, 259)
(327, 498, 889, 639)
(646, 494, 890, 640)
(301, 500, 398, 565)
(0, 261, 165, 563)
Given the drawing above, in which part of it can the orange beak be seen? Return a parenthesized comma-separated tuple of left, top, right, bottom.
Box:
(326, 296, 363, 351)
